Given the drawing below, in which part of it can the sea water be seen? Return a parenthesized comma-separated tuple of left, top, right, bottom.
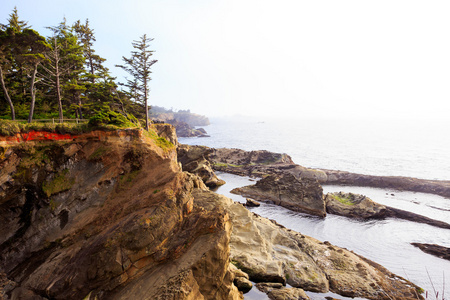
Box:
(179, 116, 450, 298)
(180, 116, 450, 180)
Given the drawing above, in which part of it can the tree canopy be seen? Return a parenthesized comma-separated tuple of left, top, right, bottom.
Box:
(0, 7, 157, 129)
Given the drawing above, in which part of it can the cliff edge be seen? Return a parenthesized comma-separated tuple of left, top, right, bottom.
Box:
(0, 127, 240, 300)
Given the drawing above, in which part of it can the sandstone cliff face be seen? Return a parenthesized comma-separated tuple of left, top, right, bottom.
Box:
(0, 128, 241, 300)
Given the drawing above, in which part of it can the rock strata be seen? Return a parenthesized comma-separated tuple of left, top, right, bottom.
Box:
(0, 128, 241, 300)
(231, 173, 326, 218)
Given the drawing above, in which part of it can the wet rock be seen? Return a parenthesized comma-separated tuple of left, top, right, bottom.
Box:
(234, 277, 253, 293)
(256, 282, 284, 290)
(325, 192, 387, 219)
(411, 243, 450, 261)
(232, 173, 326, 218)
(323, 169, 450, 199)
(244, 198, 260, 207)
(385, 207, 450, 229)
(267, 287, 310, 300)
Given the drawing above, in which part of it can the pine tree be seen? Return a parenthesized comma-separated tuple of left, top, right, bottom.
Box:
(0, 29, 16, 119)
(0, 7, 30, 31)
(14, 29, 51, 123)
(73, 19, 108, 84)
(116, 34, 157, 131)
(40, 19, 84, 122)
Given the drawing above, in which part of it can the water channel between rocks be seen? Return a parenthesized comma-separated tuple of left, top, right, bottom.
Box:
(214, 172, 450, 300)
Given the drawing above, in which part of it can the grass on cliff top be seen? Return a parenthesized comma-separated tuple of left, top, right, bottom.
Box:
(143, 128, 175, 152)
(0, 119, 143, 136)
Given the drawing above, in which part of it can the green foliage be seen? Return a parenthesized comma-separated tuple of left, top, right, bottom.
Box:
(42, 169, 74, 197)
(1, 10, 149, 128)
(0, 119, 23, 135)
(143, 128, 174, 151)
(88, 104, 137, 128)
(332, 194, 356, 206)
(155, 137, 174, 151)
(89, 146, 110, 160)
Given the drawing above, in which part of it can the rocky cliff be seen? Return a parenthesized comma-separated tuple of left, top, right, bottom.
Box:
(0, 127, 240, 300)
(0, 130, 428, 300)
(193, 190, 423, 300)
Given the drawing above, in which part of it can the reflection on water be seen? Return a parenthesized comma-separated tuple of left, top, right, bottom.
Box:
(215, 172, 450, 299)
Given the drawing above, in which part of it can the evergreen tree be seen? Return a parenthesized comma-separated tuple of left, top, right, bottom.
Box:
(40, 19, 84, 122)
(0, 7, 30, 31)
(116, 34, 157, 131)
(73, 19, 108, 84)
(0, 29, 15, 119)
(14, 29, 51, 123)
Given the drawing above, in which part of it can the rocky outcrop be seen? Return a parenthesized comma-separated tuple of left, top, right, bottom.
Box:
(325, 192, 387, 219)
(177, 144, 225, 188)
(158, 119, 209, 138)
(411, 243, 450, 261)
(384, 207, 450, 229)
(256, 283, 309, 300)
(244, 198, 260, 207)
(202, 191, 423, 300)
(153, 123, 179, 146)
(150, 107, 210, 127)
(325, 192, 450, 229)
(210, 147, 326, 181)
(231, 173, 326, 218)
(322, 169, 450, 199)
(0, 128, 241, 300)
(197, 146, 450, 199)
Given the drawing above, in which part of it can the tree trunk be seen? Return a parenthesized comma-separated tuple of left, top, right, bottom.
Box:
(78, 97, 83, 119)
(0, 67, 15, 120)
(144, 77, 149, 131)
(27, 63, 38, 123)
(56, 64, 63, 123)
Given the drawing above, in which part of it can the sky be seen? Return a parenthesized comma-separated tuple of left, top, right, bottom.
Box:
(1, 0, 450, 119)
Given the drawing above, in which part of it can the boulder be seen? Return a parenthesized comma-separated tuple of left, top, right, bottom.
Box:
(325, 192, 387, 219)
(232, 173, 326, 218)
(234, 277, 253, 293)
(244, 198, 260, 207)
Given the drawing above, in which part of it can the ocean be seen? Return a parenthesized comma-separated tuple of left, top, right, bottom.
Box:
(180, 116, 450, 180)
(179, 116, 450, 299)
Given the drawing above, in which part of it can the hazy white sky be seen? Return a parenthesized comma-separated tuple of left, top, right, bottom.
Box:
(2, 0, 450, 119)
